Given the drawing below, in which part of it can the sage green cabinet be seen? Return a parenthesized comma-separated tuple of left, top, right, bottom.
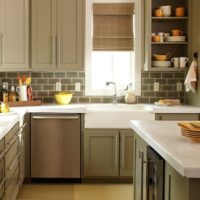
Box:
(0, 0, 29, 71)
(31, 0, 83, 70)
(164, 163, 200, 200)
(83, 129, 134, 178)
(134, 133, 148, 200)
(155, 113, 199, 121)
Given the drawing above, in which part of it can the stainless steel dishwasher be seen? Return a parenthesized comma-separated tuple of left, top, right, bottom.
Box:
(31, 114, 81, 178)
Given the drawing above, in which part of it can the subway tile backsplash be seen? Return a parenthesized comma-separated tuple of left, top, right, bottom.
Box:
(0, 71, 185, 104)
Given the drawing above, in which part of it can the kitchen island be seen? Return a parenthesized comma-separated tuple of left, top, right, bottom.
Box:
(130, 120, 200, 200)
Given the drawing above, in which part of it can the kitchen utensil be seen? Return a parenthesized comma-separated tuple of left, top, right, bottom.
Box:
(180, 57, 189, 68)
(153, 53, 171, 61)
(154, 9, 163, 17)
(26, 77, 32, 85)
(152, 61, 172, 67)
(171, 29, 183, 36)
(159, 5, 171, 17)
(55, 92, 73, 105)
(16, 85, 28, 101)
(171, 57, 179, 68)
(175, 7, 185, 17)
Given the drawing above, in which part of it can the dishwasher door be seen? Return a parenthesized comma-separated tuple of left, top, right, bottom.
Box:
(31, 114, 81, 178)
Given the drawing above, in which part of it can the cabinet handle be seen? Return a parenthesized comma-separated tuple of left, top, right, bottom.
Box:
(139, 150, 149, 200)
(0, 178, 5, 189)
(57, 34, 61, 66)
(8, 153, 20, 172)
(0, 34, 3, 65)
(52, 35, 56, 65)
(32, 115, 80, 120)
(121, 135, 125, 169)
(168, 174, 171, 200)
(6, 135, 18, 152)
(114, 134, 119, 169)
(0, 149, 6, 160)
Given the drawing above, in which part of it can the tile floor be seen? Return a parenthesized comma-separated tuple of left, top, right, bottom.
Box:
(17, 183, 133, 200)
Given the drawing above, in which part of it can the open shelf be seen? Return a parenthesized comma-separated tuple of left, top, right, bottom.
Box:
(149, 67, 187, 72)
(152, 42, 188, 45)
(152, 17, 188, 20)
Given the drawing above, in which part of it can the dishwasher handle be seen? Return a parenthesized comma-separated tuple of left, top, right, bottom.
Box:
(32, 115, 80, 120)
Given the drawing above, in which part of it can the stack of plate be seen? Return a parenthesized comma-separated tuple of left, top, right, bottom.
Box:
(178, 122, 200, 142)
(152, 61, 172, 68)
(166, 36, 186, 42)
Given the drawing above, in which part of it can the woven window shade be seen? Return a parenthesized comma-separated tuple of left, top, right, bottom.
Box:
(93, 3, 134, 51)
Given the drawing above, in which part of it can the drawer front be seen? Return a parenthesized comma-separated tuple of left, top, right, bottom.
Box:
(0, 159, 5, 199)
(0, 139, 4, 156)
(5, 140, 19, 182)
(5, 123, 19, 148)
(3, 167, 19, 200)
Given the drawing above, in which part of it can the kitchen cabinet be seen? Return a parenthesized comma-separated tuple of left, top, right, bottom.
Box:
(144, 0, 190, 71)
(155, 113, 199, 121)
(31, 0, 83, 70)
(0, 0, 29, 71)
(0, 139, 5, 199)
(83, 129, 134, 178)
(134, 133, 148, 200)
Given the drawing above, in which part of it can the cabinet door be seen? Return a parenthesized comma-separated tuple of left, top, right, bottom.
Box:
(56, 0, 83, 70)
(164, 163, 188, 200)
(84, 130, 119, 177)
(119, 130, 134, 177)
(0, 0, 29, 70)
(31, 0, 57, 69)
(134, 134, 148, 200)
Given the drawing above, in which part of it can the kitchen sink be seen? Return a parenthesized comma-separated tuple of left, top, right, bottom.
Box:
(85, 104, 155, 129)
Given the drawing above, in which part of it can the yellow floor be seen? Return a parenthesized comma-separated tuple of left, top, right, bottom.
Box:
(17, 183, 133, 200)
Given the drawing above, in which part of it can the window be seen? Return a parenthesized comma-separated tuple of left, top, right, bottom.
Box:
(85, 0, 143, 96)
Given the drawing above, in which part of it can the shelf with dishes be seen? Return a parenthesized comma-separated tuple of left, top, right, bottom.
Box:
(144, 0, 189, 71)
(152, 17, 188, 20)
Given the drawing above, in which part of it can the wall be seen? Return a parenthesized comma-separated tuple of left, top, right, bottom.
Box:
(0, 71, 184, 104)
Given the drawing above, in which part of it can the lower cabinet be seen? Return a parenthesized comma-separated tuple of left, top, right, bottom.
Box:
(0, 118, 27, 200)
(155, 113, 200, 121)
(134, 133, 148, 200)
(83, 129, 134, 178)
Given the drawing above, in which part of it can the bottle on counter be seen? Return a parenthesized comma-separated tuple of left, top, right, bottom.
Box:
(9, 86, 17, 102)
(1, 85, 8, 103)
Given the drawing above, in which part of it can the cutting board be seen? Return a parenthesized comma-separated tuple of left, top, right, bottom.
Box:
(8, 100, 42, 107)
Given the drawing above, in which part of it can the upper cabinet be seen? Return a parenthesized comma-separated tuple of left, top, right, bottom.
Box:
(0, 0, 29, 71)
(144, 0, 190, 71)
(31, 0, 83, 70)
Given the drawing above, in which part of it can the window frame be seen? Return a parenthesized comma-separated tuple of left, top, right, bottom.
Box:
(85, 0, 143, 96)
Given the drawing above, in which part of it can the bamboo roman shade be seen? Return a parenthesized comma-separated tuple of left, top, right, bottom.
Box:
(93, 3, 134, 51)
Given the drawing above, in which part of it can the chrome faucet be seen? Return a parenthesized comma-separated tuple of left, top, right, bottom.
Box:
(106, 81, 117, 104)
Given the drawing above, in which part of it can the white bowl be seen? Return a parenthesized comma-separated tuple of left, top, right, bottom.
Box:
(152, 61, 172, 67)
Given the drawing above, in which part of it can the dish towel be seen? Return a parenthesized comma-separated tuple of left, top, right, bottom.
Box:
(184, 59, 198, 93)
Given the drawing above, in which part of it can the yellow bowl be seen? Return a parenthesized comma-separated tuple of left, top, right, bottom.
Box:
(55, 92, 73, 105)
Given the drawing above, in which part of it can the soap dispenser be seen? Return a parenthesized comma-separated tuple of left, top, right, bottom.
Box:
(125, 83, 136, 104)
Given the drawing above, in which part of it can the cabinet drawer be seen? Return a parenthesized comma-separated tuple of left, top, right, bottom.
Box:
(5, 123, 19, 149)
(5, 140, 19, 183)
(0, 158, 5, 199)
(3, 167, 19, 200)
(0, 139, 4, 156)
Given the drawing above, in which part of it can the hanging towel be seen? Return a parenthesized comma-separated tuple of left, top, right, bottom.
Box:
(184, 59, 198, 93)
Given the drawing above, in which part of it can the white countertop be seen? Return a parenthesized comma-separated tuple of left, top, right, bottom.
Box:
(130, 120, 200, 178)
(0, 103, 200, 145)
(151, 105, 200, 114)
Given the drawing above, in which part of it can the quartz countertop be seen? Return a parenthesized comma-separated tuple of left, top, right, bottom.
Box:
(0, 103, 200, 144)
(130, 120, 200, 178)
